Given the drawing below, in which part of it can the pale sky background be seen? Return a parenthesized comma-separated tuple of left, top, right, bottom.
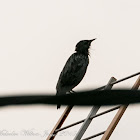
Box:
(0, 0, 139, 140)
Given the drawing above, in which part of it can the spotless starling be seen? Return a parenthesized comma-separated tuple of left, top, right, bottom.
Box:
(56, 39, 96, 109)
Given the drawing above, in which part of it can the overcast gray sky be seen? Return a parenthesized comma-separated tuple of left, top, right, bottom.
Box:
(0, 0, 139, 140)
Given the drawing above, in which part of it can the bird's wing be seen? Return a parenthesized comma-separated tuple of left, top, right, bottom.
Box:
(56, 53, 89, 92)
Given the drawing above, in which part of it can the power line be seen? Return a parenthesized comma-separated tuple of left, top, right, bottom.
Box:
(0, 72, 139, 107)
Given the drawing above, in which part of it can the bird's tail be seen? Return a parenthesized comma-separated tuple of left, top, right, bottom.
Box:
(56, 90, 66, 109)
(56, 91, 61, 109)
(57, 104, 61, 109)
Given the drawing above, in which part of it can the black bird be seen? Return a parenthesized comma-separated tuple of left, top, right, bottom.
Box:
(56, 39, 96, 109)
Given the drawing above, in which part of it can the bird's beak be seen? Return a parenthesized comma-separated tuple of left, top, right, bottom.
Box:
(89, 38, 96, 43)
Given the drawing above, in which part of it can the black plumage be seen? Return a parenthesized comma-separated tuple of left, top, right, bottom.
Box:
(56, 39, 96, 109)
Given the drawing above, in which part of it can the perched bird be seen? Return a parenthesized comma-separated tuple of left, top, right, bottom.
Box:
(56, 39, 96, 109)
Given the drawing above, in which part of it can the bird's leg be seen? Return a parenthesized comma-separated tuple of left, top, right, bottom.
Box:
(67, 90, 76, 94)
(70, 90, 76, 93)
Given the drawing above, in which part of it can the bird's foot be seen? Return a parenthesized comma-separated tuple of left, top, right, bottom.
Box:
(70, 90, 76, 93)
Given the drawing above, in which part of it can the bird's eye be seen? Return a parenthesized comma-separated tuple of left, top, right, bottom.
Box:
(84, 41, 88, 44)
(85, 41, 89, 45)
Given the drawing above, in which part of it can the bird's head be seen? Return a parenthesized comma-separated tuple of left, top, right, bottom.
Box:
(75, 39, 96, 55)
